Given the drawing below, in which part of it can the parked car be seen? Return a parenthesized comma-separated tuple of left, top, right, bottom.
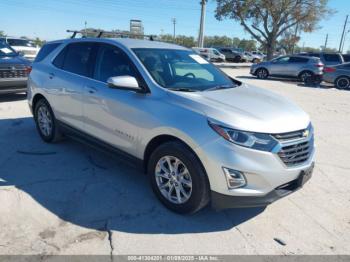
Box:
(243, 51, 261, 63)
(0, 37, 40, 61)
(28, 38, 315, 214)
(215, 47, 246, 62)
(192, 47, 225, 62)
(251, 51, 266, 59)
(342, 54, 350, 63)
(297, 52, 344, 66)
(251, 55, 324, 82)
(0, 42, 31, 94)
(323, 62, 350, 89)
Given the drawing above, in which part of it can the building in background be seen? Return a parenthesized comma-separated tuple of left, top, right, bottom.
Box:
(130, 20, 144, 35)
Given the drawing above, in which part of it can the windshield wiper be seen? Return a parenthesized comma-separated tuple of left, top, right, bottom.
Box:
(206, 85, 235, 91)
(168, 87, 197, 92)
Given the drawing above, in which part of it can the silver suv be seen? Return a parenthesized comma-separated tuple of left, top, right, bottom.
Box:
(251, 55, 324, 82)
(28, 37, 315, 214)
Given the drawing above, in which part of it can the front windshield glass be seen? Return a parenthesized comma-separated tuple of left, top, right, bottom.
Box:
(7, 39, 35, 47)
(133, 48, 235, 91)
(0, 43, 17, 57)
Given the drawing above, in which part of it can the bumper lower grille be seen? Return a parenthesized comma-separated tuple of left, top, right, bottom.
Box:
(0, 69, 28, 79)
(273, 127, 314, 167)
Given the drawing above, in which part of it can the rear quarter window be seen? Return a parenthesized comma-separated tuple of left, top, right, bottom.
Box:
(342, 55, 350, 62)
(34, 43, 61, 62)
(323, 54, 342, 62)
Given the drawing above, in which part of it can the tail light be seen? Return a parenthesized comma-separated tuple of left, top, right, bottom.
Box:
(25, 66, 32, 74)
(314, 63, 324, 68)
(323, 67, 336, 73)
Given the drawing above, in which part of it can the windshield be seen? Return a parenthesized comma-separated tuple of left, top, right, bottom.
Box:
(0, 42, 18, 57)
(7, 38, 35, 47)
(133, 48, 235, 91)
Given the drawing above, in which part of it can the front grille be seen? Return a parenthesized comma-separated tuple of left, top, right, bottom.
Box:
(273, 127, 314, 167)
(272, 129, 305, 142)
(0, 67, 28, 79)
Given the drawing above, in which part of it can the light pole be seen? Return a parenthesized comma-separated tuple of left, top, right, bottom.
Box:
(171, 18, 176, 43)
(197, 0, 206, 47)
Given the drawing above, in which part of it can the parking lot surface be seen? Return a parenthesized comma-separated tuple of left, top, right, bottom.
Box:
(0, 68, 349, 255)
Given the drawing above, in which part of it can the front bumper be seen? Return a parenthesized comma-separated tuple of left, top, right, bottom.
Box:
(0, 78, 28, 94)
(211, 162, 314, 209)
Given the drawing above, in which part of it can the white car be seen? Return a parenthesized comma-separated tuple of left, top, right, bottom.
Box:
(0, 37, 40, 61)
(192, 47, 225, 62)
(243, 51, 261, 63)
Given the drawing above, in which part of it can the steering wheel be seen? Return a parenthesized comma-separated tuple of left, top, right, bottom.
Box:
(184, 73, 196, 78)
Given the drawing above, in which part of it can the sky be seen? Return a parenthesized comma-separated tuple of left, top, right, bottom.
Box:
(0, 0, 349, 51)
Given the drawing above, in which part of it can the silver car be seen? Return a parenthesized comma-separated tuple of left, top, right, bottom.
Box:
(28, 38, 315, 214)
(323, 62, 350, 89)
(251, 55, 324, 82)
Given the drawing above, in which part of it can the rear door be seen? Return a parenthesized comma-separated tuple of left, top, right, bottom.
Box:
(47, 42, 95, 129)
(288, 56, 309, 77)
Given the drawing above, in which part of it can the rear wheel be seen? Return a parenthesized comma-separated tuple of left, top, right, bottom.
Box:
(148, 141, 210, 214)
(256, 68, 269, 79)
(299, 71, 314, 83)
(34, 99, 63, 143)
(335, 76, 350, 89)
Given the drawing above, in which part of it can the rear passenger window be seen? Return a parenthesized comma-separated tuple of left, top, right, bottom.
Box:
(93, 44, 137, 82)
(35, 43, 61, 62)
(53, 46, 66, 68)
(289, 57, 308, 63)
(60, 42, 94, 77)
(323, 54, 341, 62)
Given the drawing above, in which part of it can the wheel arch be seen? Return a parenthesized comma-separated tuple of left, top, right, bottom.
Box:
(298, 70, 314, 79)
(32, 93, 48, 113)
(143, 134, 208, 180)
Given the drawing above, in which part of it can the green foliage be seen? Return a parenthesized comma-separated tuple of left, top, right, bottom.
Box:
(214, 0, 334, 59)
(0, 30, 6, 37)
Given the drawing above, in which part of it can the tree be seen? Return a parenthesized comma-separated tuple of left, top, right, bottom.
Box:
(214, 0, 334, 60)
(0, 30, 6, 37)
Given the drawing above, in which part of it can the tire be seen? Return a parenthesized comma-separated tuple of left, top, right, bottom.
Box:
(148, 141, 210, 214)
(256, 68, 269, 79)
(252, 58, 259, 63)
(234, 56, 241, 63)
(299, 71, 314, 83)
(335, 76, 350, 89)
(34, 98, 63, 143)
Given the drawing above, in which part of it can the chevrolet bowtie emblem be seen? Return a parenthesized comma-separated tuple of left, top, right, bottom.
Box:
(303, 130, 309, 138)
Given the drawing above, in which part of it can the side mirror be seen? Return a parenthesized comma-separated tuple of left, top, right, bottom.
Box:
(107, 76, 142, 92)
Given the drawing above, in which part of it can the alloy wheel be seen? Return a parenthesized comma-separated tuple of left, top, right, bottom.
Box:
(336, 77, 350, 89)
(155, 155, 192, 204)
(37, 105, 53, 137)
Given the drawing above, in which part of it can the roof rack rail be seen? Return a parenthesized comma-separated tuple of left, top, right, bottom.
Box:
(66, 29, 155, 41)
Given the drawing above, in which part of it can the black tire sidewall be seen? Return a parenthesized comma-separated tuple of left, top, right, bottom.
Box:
(148, 141, 210, 214)
(34, 99, 57, 143)
(335, 77, 350, 89)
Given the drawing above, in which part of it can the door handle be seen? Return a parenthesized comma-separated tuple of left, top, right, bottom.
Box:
(49, 73, 55, 79)
(86, 86, 98, 94)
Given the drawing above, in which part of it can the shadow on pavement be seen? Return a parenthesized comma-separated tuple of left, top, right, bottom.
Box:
(0, 93, 27, 103)
(0, 117, 265, 234)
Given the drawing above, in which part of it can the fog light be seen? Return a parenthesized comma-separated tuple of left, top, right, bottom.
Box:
(222, 167, 247, 189)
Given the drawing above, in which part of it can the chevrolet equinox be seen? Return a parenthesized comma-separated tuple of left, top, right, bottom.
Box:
(28, 38, 315, 214)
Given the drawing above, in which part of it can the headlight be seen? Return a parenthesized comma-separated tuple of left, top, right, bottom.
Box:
(208, 121, 278, 152)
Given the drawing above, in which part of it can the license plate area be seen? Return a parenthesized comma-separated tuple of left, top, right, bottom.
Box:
(298, 162, 314, 186)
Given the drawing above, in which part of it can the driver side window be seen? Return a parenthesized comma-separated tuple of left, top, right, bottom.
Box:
(93, 44, 137, 83)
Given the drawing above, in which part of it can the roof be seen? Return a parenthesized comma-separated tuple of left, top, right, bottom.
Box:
(47, 37, 188, 50)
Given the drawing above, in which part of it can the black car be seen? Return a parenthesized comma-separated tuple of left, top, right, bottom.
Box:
(0, 42, 31, 94)
(342, 54, 350, 63)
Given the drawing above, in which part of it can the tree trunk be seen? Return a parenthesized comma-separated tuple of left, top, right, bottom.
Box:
(266, 37, 276, 61)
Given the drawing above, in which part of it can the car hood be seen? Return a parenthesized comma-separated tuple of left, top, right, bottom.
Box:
(171, 83, 310, 134)
(0, 55, 31, 66)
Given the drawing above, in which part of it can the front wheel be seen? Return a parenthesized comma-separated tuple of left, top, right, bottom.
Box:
(148, 141, 210, 214)
(256, 68, 269, 79)
(335, 76, 350, 89)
